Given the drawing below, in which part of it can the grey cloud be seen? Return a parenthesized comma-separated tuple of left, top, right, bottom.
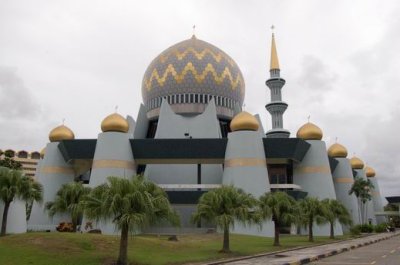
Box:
(297, 55, 337, 93)
(362, 108, 400, 197)
(0, 67, 40, 119)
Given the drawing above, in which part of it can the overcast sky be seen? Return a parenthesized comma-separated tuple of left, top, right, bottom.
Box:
(1, 0, 399, 198)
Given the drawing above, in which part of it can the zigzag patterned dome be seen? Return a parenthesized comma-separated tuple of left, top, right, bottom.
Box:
(142, 35, 245, 120)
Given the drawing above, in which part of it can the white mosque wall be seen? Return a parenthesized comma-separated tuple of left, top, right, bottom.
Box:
(369, 177, 385, 224)
(331, 157, 361, 228)
(144, 99, 223, 231)
(222, 130, 274, 237)
(354, 169, 377, 225)
(0, 199, 27, 234)
(28, 142, 75, 231)
(293, 140, 343, 236)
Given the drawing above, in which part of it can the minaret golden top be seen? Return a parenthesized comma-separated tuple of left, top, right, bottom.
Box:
(270, 25, 280, 70)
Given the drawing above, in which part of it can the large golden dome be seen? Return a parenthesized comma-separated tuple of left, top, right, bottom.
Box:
(142, 35, 245, 119)
(296, 122, 323, 140)
(49, 125, 75, 142)
(350, 156, 364, 169)
(101, 113, 129, 133)
(327, 143, 348, 158)
(365, 166, 376, 177)
(230, 111, 259, 132)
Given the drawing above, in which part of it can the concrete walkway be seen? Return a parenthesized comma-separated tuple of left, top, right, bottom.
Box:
(203, 231, 400, 265)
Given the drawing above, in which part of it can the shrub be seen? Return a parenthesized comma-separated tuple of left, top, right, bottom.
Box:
(374, 223, 387, 233)
(359, 224, 374, 233)
(350, 225, 361, 236)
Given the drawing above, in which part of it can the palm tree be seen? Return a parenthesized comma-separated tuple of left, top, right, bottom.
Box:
(320, 199, 352, 239)
(349, 177, 374, 224)
(0, 167, 43, 236)
(298, 197, 325, 242)
(84, 175, 178, 265)
(23, 178, 43, 221)
(192, 185, 258, 253)
(45, 182, 91, 232)
(258, 191, 297, 246)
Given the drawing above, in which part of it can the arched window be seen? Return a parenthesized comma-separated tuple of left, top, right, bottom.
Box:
(30, 152, 40, 160)
(18, 150, 28, 158)
(4, 149, 15, 158)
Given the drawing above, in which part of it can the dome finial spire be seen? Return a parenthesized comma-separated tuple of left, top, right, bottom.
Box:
(115, 105, 119, 113)
(270, 25, 280, 71)
(192, 25, 196, 38)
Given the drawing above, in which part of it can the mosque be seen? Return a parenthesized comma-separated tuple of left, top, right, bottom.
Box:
(9, 32, 385, 236)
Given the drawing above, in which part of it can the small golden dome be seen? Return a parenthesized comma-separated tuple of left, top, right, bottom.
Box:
(328, 143, 348, 158)
(350, 156, 364, 169)
(296, 122, 323, 140)
(365, 166, 376, 177)
(40, 148, 46, 159)
(101, 113, 129, 133)
(230, 111, 259, 132)
(49, 125, 75, 142)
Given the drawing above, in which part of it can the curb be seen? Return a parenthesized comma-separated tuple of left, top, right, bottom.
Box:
(281, 232, 400, 265)
(200, 234, 370, 265)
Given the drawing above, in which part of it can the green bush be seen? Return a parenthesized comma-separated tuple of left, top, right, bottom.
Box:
(374, 223, 387, 233)
(350, 225, 361, 236)
(350, 224, 374, 234)
(359, 224, 374, 233)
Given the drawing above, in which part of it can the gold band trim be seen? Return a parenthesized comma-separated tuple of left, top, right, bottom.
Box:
(143, 62, 243, 90)
(41, 166, 75, 174)
(334, 177, 354, 183)
(295, 166, 331, 174)
(92, 160, 135, 170)
(224, 158, 266, 168)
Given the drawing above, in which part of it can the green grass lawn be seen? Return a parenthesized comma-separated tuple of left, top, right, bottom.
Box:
(0, 232, 351, 265)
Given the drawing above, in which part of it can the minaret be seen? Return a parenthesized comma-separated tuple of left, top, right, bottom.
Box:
(265, 29, 290, 138)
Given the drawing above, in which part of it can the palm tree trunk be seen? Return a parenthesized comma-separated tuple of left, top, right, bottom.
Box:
(1, 202, 10, 236)
(72, 217, 77, 232)
(308, 219, 314, 242)
(222, 225, 230, 252)
(330, 222, 334, 239)
(273, 220, 280, 246)
(360, 200, 364, 224)
(117, 224, 129, 265)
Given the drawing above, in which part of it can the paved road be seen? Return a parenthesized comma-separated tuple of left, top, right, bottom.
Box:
(218, 232, 400, 265)
(310, 235, 400, 265)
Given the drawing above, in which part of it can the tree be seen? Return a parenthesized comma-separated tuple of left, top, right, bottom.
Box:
(298, 197, 325, 242)
(258, 191, 297, 246)
(0, 151, 22, 170)
(192, 185, 258, 253)
(320, 199, 352, 239)
(349, 177, 374, 224)
(84, 175, 178, 265)
(0, 167, 42, 236)
(23, 178, 43, 221)
(45, 182, 91, 232)
(384, 203, 400, 227)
